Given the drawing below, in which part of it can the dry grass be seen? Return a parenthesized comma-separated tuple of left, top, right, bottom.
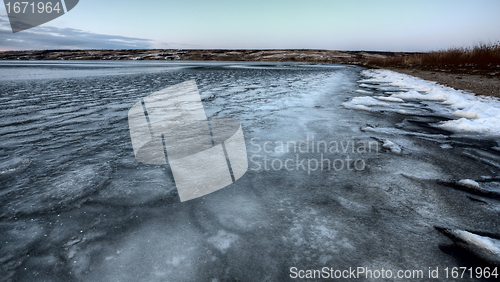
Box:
(368, 42, 500, 70)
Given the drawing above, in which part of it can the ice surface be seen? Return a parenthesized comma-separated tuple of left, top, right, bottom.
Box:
(207, 230, 239, 254)
(96, 167, 177, 206)
(0, 158, 31, 176)
(77, 213, 209, 282)
(2, 163, 111, 216)
(1, 61, 499, 281)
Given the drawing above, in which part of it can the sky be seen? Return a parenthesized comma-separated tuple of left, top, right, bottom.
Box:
(1, 0, 500, 51)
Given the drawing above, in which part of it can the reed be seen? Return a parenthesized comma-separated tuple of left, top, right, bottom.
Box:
(368, 42, 500, 70)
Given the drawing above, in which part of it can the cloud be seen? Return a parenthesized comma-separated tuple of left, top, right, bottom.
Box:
(0, 16, 153, 50)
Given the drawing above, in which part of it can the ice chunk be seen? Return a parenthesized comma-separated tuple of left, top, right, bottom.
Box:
(375, 96, 405, 103)
(457, 179, 480, 189)
(391, 89, 449, 101)
(440, 144, 453, 149)
(382, 140, 401, 154)
(359, 83, 378, 88)
(452, 110, 479, 119)
(345, 104, 372, 111)
(342, 96, 391, 111)
(436, 227, 500, 266)
(437, 117, 500, 134)
(437, 179, 500, 199)
(355, 89, 372, 94)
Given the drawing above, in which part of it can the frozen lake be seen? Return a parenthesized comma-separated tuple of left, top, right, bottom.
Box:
(0, 61, 499, 281)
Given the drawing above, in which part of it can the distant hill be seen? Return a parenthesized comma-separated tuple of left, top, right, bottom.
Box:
(0, 49, 412, 65)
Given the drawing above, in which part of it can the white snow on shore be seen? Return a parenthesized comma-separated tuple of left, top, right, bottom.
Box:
(344, 69, 500, 135)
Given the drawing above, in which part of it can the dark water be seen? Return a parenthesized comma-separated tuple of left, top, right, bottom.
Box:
(0, 61, 499, 281)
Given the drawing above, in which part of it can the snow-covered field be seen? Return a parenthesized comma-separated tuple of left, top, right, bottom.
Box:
(0, 62, 499, 281)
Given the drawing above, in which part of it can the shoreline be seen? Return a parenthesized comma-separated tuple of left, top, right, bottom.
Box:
(382, 67, 500, 98)
(1, 49, 498, 98)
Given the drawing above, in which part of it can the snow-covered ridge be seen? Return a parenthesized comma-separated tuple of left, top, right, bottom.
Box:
(343, 69, 500, 135)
